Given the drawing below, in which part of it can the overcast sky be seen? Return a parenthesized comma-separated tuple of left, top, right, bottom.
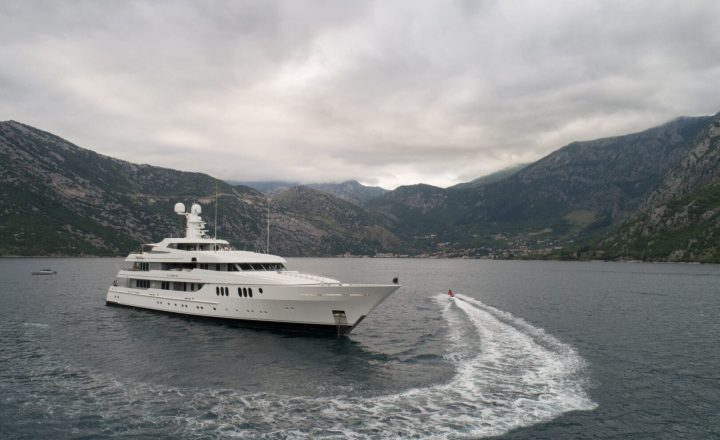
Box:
(1, 1, 719, 189)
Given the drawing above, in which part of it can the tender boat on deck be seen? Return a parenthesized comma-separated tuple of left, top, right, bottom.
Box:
(106, 202, 400, 335)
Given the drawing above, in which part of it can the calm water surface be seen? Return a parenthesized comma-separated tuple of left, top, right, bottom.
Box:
(0, 258, 718, 439)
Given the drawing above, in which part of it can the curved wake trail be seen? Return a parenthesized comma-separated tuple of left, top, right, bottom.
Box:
(13, 295, 597, 438)
(180, 294, 597, 438)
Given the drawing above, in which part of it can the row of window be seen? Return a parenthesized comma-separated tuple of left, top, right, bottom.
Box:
(222, 263, 285, 271)
(167, 243, 226, 251)
(130, 279, 267, 297)
(136, 262, 285, 272)
(131, 279, 203, 291)
(215, 286, 264, 297)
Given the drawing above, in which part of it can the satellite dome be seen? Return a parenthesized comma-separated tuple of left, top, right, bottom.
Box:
(174, 202, 186, 214)
(191, 203, 202, 215)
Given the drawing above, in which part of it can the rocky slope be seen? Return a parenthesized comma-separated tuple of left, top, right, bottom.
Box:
(586, 114, 720, 261)
(0, 121, 395, 256)
(577, 181, 720, 262)
(3, 112, 720, 260)
(271, 186, 399, 255)
(237, 180, 388, 206)
(306, 180, 388, 205)
(366, 114, 716, 255)
(450, 163, 528, 190)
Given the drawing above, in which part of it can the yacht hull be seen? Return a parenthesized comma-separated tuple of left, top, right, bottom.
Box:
(106, 283, 398, 335)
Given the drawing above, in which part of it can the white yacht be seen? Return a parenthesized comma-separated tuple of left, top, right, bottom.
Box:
(106, 203, 400, 335)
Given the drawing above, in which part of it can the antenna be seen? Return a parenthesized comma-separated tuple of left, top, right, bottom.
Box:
(214, 181, 218, 240)
(266, 193, 270, 254)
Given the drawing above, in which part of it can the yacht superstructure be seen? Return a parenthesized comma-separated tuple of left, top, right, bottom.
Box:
(106, 203, 400, 334)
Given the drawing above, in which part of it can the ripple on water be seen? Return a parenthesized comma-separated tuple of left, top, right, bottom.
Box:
(2, 294, 596, 439)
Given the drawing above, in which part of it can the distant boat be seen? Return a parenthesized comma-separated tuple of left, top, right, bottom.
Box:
(32, 269, 57, 275)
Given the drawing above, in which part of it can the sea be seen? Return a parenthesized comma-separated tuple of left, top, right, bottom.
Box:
(0, 257, 718, 439)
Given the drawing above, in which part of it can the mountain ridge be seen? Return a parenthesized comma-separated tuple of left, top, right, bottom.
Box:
(3, 113, 720, 260)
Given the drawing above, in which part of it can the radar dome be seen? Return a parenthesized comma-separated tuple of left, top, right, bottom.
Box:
(174, 202, 186, 214)
(191, 203, 202, 215)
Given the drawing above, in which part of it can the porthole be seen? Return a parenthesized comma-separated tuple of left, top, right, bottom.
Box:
(259, 288, 263, 294)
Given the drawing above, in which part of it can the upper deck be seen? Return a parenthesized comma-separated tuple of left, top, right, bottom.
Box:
(125, 202, 287, 266)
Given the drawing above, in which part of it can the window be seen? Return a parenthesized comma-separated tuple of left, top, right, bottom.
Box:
(224, 287, 229, 296)
(239, 263, 252, 271)
(243, 287, 247, 297)
(216, 287, 220, 296)
(248, 288, 253, 298)
(135, 279, 150, 288)
(238, 287, 242, 297)
(162, 281, 170, 290)
(259, 288, 263, 294)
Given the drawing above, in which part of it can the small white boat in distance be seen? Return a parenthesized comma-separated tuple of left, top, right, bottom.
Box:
(32, 269, 57, 275)
(106, 202, 400, 335)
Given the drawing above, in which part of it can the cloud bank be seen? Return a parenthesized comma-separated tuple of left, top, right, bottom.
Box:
(1, 0, 719, 188)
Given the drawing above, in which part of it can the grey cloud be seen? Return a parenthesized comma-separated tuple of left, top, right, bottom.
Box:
(1, 0, 720, 188)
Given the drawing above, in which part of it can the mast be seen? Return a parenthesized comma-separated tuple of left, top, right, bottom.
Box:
(266, 193, 270, 253)
(214, 181, 218, 240)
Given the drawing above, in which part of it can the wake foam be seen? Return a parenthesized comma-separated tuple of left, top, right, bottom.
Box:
(312, 294, 598, 438)
(20, 295, 596, 438)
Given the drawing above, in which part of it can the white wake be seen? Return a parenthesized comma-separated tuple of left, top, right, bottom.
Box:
(178, 294, 598, 438)
(34, 294, 598, 438)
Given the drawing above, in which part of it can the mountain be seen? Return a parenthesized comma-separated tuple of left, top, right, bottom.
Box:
(642, 115, 720, 208)
(579, 114, 720, 262)
(271, 186, 400, 255)
(4, 112, 720, 260)
(366, 115, 716, 254)
(0, 121, 395, 256)
(451, 163, 528, 190)
(589, 181, 720, 262)
(235, 179, 388, 205)
(227, 180, 298, 195)
(307, 180, 388, 205)
(464, 115, 713, 225)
